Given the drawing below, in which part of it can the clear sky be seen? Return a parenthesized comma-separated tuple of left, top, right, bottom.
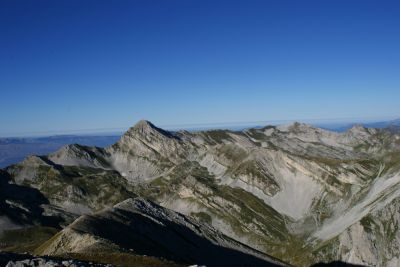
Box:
(1, 0, 400, 136)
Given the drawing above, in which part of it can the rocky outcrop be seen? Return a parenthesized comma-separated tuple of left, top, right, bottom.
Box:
(48, 144, 110, 169)
(105, 120, 186, 182)
(3, 120, 400, 266)
(37, 198, 285, 267)
(0, 252, 111, 267)
(311, 196, 400, 267)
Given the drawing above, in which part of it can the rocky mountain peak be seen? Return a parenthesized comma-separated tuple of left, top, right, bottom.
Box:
(346, 124, 372, 137)
(132, 120, 158, 131)
(48, 144, 108, 168)
(122, 120, 178, 142)
(348, 124, 366, 132)
(18, 155, 51, 168)
(277, 121, 317, 133)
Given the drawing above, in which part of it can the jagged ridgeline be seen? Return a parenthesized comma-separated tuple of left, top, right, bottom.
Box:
(1, 120, 400, 266)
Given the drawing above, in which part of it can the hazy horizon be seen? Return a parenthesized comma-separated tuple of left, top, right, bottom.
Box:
(1, 115, 399, 138)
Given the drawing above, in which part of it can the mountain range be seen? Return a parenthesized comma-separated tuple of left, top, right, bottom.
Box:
(1, 119, 400, 266)
(0, 135, 120, 168)
(1, 118, 399, 169)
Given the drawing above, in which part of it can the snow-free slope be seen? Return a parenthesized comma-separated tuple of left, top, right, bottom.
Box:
(3, 119, 400, 266)
(36, 198, 285, 267)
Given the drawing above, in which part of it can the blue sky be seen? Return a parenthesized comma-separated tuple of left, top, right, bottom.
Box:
(1, 0, 400, 136)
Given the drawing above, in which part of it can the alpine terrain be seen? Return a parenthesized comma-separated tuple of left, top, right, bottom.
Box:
(1, 120, 400, 266)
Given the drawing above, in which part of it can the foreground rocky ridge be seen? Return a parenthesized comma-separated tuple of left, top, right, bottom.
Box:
(0, 252, 112, 267)
(36, 198, 283, 266)
(2, 120, 400, 266)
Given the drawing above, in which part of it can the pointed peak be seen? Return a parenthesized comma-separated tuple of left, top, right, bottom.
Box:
(345, 124, 376, 137)
(17, 155, 50, 167)
(133, 120, 157, 129)
(123, 120, 159, 136)
(51, 143, 91, 156)
(348, 124, 366, 132)
(124, 120, 178, 140)
(129, 120, 161, 134)
(277, 121, 315, 132)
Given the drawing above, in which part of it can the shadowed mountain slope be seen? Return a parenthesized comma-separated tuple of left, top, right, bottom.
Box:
(36, 198, 285, 267)
(0, 170, 63, 232)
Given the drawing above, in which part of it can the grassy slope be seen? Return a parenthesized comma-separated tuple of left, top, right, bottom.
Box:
(0, 226, 59, 253)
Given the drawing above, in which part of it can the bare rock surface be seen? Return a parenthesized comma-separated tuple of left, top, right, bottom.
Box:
(0, 252, 111, 267)
(37, 198, 285, 267)
(3, 120, 400, 266)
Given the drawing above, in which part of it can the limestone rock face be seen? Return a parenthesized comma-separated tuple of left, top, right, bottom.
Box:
(48, 144, 110, 169)
(105, 120, 187, 182)
(3, 120, 400, 266)
(313, 197, 400, 267)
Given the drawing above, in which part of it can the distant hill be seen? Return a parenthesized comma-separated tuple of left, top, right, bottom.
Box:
(315, 118, 400, 132)
(0, 135, 120, 168)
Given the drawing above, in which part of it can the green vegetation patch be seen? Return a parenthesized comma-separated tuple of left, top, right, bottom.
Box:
(191, 211, 212, 225)
(218, 144, 248, 162)
(29, 165, 136, 211)
(227, 160, 279, 195)
(246, 129, 268, 141)
(382, 151, 400, 174)
(0, 226, 59, 253)
(204, 130, 234, 143)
